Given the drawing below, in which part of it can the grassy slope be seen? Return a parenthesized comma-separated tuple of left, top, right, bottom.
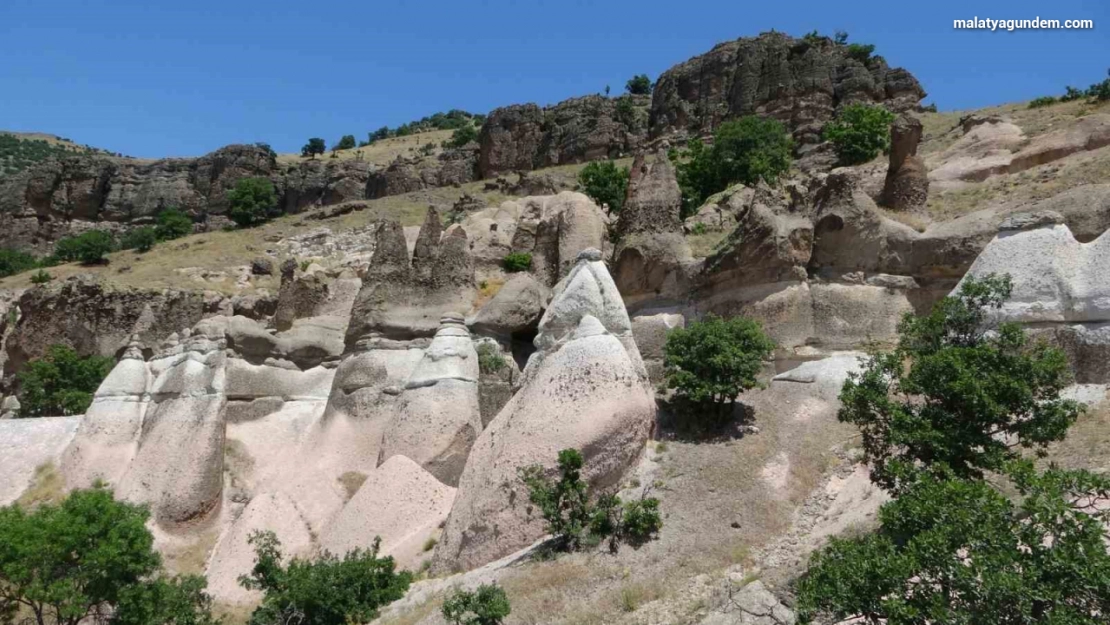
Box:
(275, 130, 455, 167)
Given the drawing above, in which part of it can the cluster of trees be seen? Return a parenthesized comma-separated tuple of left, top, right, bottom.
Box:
(0, 135, 117, 177)
(577, 160, 629, 216)
(1029, 68, 1110, 108)
(17, 344, 114, 417)
(364, 109, 486, 147)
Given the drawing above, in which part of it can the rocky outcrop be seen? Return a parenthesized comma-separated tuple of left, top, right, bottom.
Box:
(433, 249, 654, 572)
(280, 158, 372, 213)
(478, 95, 649, 178)
(366, 148, 479, 199)
(649, 31, 925, 148)
(879, 113, 928, 210)
(467, 273, 550, 342)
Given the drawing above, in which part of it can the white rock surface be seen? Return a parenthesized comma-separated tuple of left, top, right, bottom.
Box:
(0, 417, 81, 505)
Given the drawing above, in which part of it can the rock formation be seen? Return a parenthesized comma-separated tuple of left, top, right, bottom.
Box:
(879, 113, 929, 210)
(367, 147, 479, 199)
(433, 249, 654, 572)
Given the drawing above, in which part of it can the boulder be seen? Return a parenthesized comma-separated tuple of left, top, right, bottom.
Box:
(506, 192, 609, 286)
(433, 250, 654, 572)
(879, 113, 929, 211)
(468, 273, 550, 341)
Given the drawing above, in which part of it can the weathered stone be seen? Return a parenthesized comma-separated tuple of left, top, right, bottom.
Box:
(879, 113, 929, 211)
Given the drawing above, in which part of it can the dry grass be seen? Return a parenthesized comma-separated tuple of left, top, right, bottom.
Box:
(339, 471, 369, 501)
(275, 131, 454, 167)
(1044, 394, 1110, 472)
(875, 207, 930, 232)
(686, 230, 729, 258)
(473, 277, 506, 309)
(16, 462, 66, 509)
(162, 527, 221, 576)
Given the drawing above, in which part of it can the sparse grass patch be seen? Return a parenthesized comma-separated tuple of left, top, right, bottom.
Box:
(423, 536, 438, 552)
(473, 277, 505, 308)
(338, 471, 369, 501)
(16, 462, 65, 509)
(686, 230, 729, 258)
(875, 207, 930, 232)
(618, 581, 662, 613)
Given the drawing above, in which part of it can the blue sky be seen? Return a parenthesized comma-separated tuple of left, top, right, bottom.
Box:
(1, 0, 1107, 158)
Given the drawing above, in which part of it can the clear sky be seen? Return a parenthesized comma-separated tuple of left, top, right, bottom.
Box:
(2, 0, 1107, 158)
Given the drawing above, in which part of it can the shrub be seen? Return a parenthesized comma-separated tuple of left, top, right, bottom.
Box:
(823, 103, 896, 165)
(30, 269, 52, 285)
(662, 314, 775, 423)
(673, 116, 793, 218)
(1028, 95, 1058, 109)
(0, 248, 38, 278)
(238, 531, 412, 625)
(419, 142, 436, 156)
(301, 137, 326, 158)
(54, 230, 116, 264)
(334, 134, 356, 150)
(589, 494, 663, 552)
(228, 177, 279, 228)
(0, 486, 217, 625)
(443, 124, 479, 149)
(844, 42, 875, 63)
(625, 74, 652, 95)
(476, 342, 506, 374)
(120, 226, 157, 252)
(614, 96, 639, 130)
(578, 160, 630, 215)
(18, 344, 114, 417)
(155, 207, 193, 241)
(501, 252, 532, 273)
(441, 584, 511, 625)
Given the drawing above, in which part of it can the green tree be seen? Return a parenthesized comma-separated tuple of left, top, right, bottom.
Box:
(238, 531, 412, 625)
(839, 274, 1080, 492)
(0, 487, 217, 625)
(119, 226, 157, 252)
(662, 314, 776, 423)
(441, 584, 511, 625)
(823, 103, 896, 165)
(54, 231, 116, 265)
(443, 125, 479, 149)
(301, 137, 326, 159)
(673, 117, 793, 218)
(577, 161, 629, 215)
(844, 42, 875, 63)
(501, 252, 532, 273)
(154, 208, 193, 241)
(0, 248, 38, 278)
(228, 177, 279, 228)
(334, 135, 356, 151)
(625, 74, 652, 95)
(18, 344, 114, 417)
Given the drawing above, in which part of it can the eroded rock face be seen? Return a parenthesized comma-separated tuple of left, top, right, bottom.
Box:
(468, 273, 550, 341)
(367, 148, 479, 199)
(649, 31, 925, 147)
(879, 113, 929, 211)
(433, 250, 654, 572)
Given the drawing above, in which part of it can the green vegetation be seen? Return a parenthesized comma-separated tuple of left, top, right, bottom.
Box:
(155, 208, 193, 241)
(238, 531, 412, 625)
(334, 134, 356, 151)
(365, 110, 485, 145)
(797, 275, 1109, 624)
(30, 269, 53, 285)
(823, 103, 896, 165)
(18, 344, 114, 417)
(0, 248, 38, 278)
(844, 42, 875, 63)
(120, 226, 157, 252)
(625, 74, 652, 95)
(519, 449, 663, 553)
(441, 584, 511, 625)
(0, 486, 217, 625)
(614, 96, 639, 130)
(443, 124, 479, 149)
(54, 230, 116, 265)
(501, 252, 532, 273)
(1058, 69, 1110, 103)
(578, 160, 629, 215)
(0, 134, 113, 177)
(662, 314, 776, 423)
(301, 137, 326, 159)
(476, 342, 506, 374)
(228, 177, 279, 228)
(1028, 95, 1059, 109)
(672, 116, 793, 218)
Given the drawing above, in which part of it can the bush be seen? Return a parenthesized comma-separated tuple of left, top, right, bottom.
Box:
(1028, 95, 1058, 109)
(334, 134, 356, 150)
(443, 124, 479, 149)
(614, 96, 639, 130)
(0, 248, 38, 278)
(476, 342, 506, 374)
(673, 116, 793, 218)
(501, 252, 532, 273)
(625, 74, 652, 95)
(301, 137, 326, 158)
(54, 230, 116, 265)
(30, 269, 52, 285)
(238, 531, 412, 625)
(662, 315, 775, 423)
(823, 103, 896, 165)
(578, 160, 630, 215)
(844, 42, 875, 63)
(155, 207, 193, 241)
(0, 486, 217, 625)
(228, 177, 279, 228)
(120, 226, 157, 252)
(441, 584, 511, 625)
(18, 344, 114, 417)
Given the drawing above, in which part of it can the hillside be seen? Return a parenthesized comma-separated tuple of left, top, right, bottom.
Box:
(0, 131, 118, 177)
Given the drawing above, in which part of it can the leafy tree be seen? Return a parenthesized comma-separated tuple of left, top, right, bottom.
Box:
(833, 30, 849, 45)
(614, 96, 639, 130)
(823, 103, 896, 165)
(673, 117, 793, 218)
(368, 127, 391, 144)
(54, 230, 116, 265)
(228, 177, 279, 228)
(18, 344, 114, 417)
(443, 125, 479, 149)
(0, 487, 217, 625)
(588, 494, 663, 552)
(839, 274, 1080, 492)
(662, 314, 776, 423)
(501, 252, 532, 273)
(577, 160, 629, 215)
(238, 531, 412, 625)
(625, 74, 652, 95)
(301, 137, 326, 159)
(334, 135, 356, 151)
(0, 248, 38, 278)
(441, 584, 511, 625)
(154, 208, 193, 241)
(119, 226, 157, 253)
